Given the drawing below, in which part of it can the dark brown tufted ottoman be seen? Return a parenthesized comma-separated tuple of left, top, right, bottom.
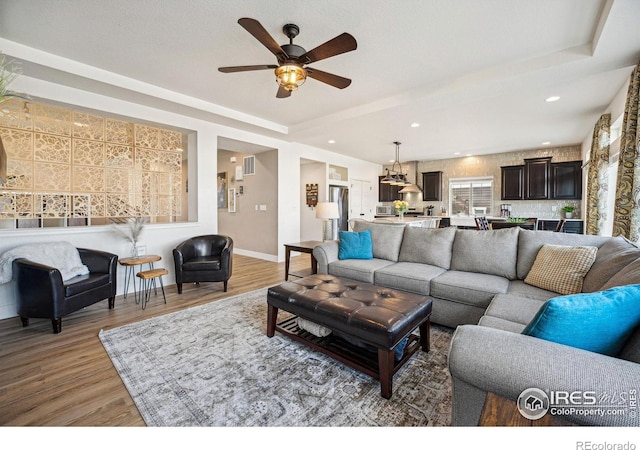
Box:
(266, 274, 432, 399)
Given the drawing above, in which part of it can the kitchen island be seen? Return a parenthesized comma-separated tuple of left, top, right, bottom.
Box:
(372, 217, 441, 228)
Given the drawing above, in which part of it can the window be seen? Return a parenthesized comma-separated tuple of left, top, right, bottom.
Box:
(449, 177, 493, 215)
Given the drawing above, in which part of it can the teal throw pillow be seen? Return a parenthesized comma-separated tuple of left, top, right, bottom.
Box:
(338, 230, 373, 260)
(522, 284, 640, 356)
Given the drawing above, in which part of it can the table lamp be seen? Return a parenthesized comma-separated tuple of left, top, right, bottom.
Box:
(316, 202, 340, 241)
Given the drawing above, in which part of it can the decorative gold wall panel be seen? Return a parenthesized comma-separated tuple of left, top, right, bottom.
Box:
(34, 133, 71, 164)
(0, 100, 184, 227)
(32, 104, 72, 136)
(0, 128, 32, 159)
(0, 98, 32, 130)
(73, 139, 105, 166)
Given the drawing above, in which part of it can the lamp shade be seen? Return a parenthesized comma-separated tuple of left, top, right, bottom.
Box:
(316, 202, 340, 219)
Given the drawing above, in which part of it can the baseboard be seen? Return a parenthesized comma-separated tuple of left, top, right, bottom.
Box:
(233, 248, 278, 262)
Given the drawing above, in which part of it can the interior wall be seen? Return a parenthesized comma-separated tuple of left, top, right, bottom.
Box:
(217, 148, 279, 259)
(300, 161, 327, 242)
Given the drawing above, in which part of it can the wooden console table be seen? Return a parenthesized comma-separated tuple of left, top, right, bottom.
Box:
(284, 241, 322, 281)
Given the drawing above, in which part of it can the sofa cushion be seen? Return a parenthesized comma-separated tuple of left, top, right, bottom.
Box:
(64, 273, 111, 297)
(374, 262, 446, 296)
(522, 284, 640, 356)
(524, 244, 597, 295)
(398, 226, 456, 269)
(478, 315, 527, 333)
(353, 221, 405, 262)
(430, 270, 509, 308)
(582, 237, 640, 292)
(506, 280, 557, 301)
(600, 257, 640, 290)
(327, 258, 394, 284)
(450, 228, 519, 279)
(338, 230, 373, 260)
(484, 294, 546, 325)
(516, 229, 609, 280)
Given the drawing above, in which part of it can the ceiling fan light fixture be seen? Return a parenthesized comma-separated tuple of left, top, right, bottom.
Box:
(275, 64, 307, 91)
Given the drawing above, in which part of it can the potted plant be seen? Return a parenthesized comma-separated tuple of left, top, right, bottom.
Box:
(562, 206, 576, 219)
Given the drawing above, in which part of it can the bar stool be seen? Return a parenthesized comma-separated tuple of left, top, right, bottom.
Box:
(136, 268, 169, 309)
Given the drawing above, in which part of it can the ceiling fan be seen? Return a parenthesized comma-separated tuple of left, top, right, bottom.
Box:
(218, 18, 357, 98)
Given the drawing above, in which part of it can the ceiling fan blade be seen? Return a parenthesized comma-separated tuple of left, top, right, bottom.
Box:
(306, 67, 352, 89)
(218, 65, 277, 73)
(276, 85, 292, 98)
(298, 33, 357, 65)
(238, 18, 288, 62)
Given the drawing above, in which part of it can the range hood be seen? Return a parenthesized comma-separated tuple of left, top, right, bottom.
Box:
(399, 161, 421, 193)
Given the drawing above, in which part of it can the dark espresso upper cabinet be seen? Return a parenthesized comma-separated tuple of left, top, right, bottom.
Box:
(422, 171, 442, 201)
(524, 157, 552, 200)
(501, 165, 524, 200)
(551, 161, 582, 200)
(378, 176, 402, 202)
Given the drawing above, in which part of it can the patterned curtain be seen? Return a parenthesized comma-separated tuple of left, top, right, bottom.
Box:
(585, 114, 610, 235)
(613, 63, 640, 241)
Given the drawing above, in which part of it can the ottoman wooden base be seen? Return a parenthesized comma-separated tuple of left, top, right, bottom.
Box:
(266, 274, 432, 399)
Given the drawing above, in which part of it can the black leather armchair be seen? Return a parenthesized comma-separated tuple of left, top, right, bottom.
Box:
(173, 235, 233, 294)
(13, 248, 118, 334)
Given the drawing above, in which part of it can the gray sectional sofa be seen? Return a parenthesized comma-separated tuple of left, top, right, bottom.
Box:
(312, 221, 640, 426)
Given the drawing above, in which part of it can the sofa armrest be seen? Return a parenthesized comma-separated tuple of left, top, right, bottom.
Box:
(13, 259, 65, 317)
(448, 324, 640, 426)
(312, 241, 339, 274)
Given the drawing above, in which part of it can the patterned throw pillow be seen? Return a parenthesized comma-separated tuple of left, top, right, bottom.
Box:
(524, 244, 597, 295)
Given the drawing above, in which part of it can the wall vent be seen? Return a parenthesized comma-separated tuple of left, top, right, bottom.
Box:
(243, 155, 256, 176)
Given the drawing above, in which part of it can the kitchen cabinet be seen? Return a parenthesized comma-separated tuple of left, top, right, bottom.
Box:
(421, 171, 442, 201)
(500, 165, 524, 200)
(539, 220, 584, 234)
(551, 161, 582, 200)
(524, 157, 551, 200)
(378, 176, 402, 202)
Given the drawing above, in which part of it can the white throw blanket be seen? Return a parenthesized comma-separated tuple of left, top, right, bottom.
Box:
(0, 241, 90, 284)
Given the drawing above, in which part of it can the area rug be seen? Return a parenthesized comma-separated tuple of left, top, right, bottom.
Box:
(99, 288, 453, 426)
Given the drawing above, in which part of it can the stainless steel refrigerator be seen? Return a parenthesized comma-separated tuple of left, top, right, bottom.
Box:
(329, 185, 349, 240)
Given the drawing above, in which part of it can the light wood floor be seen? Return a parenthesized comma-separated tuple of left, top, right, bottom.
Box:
(0, 253, 311, 426)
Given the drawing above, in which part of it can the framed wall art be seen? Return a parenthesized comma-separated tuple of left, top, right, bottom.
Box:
(228, 188, 236, 213)
(217, 172, 228, 208)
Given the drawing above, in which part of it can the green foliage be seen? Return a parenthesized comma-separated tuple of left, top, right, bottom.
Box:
(0, 52, 28, 104)
(562, 206, 576, 213)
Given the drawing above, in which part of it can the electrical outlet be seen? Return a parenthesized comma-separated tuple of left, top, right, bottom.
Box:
(552, 206, 557, 212)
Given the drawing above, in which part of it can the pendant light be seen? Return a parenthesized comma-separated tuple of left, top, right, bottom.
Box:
(381, 141, 411, 185)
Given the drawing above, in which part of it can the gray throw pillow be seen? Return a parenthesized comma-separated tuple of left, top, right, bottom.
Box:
(582, 237, 640, 292)
(353, 221, 405, 262)
(451, 227, 520, 279)
(600, 257, 640, 290)
(398, 226, 456, 269)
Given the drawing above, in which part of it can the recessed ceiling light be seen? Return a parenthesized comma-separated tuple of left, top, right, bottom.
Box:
(453, 152, 460, 155)
(545, 96, 560, 102)
(541, 141, 551, 145)
(410, 122, 420, 128)
(328, 139, 335, 144)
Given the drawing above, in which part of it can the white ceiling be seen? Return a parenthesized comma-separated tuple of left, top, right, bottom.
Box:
(1, 0, 639, 165)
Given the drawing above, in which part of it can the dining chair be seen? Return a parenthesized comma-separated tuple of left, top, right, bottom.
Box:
(475, 216, 490, 230)
(555, 219, 566, 232)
